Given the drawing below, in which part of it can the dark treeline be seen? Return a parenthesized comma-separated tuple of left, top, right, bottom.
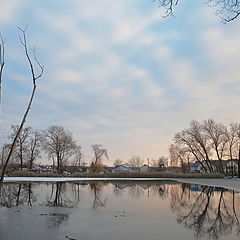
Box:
(169, 119, 240, 175)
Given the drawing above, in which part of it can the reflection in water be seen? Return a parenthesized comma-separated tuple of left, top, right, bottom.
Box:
(0, 183, 36, 207)
(170, 184, 240, 240)
(0, 181, 240, 239)
(46, 213, 69, 228)
(89, 182, 107, 209)
(46, 182, 76, 207)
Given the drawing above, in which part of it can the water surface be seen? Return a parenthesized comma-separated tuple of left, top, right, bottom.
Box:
(0, 181, 239, 240)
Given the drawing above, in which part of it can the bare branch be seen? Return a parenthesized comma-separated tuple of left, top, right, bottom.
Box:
(18, 25, 44, 85)
(155, 0, 240, 22)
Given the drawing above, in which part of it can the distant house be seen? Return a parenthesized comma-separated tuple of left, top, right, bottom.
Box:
(113, 165, 134, 172)
(140, 164, 150, 172)
(104, 167, 115, 173)
(189, 162, 202, 173)
(200, 159, 240, 175)
(210, 160, 228, 173)
(226, 159, 239, 175)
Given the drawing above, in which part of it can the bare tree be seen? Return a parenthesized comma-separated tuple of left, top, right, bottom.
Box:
(114, 158, 123, 167)
(150, 159, 159, 167)
(237, 124, 240, 177)
(90, 144, 108, 172)
(42, 125, 78, 174)
(225, 123, 239, 161)
(9, 125, 32, 169)
(154, 0, 240, 22)
(169, 144, 184, 166)
(71, 146, 83, 167)
(203, 119, 227, 173)
(0, 144, 8, 167)
(174, 129, 209, 173)
(158, 156, 168, 166)
(187, 120, 214, 172)
(27, 129, 41, 169)
(0, 26, 44, 185)
(227, 123, 240, 177)
(128, 155, 143, 169)
(169, 144, 191, 173)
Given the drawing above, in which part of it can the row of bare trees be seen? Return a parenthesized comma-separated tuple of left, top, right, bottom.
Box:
(169, 119, 240, 175)
(113, 155, 168, 169)
(1, 125, 110, 175)
(1, 125, 80, 174)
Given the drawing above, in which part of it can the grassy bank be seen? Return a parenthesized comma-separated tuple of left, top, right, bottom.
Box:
(4, 170, 224, 179)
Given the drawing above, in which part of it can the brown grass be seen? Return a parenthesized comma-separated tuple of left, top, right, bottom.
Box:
(70, 171, 224, 179)
(4, 170, 224, 179)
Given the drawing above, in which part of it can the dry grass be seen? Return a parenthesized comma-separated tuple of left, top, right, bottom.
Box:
(70, 171, 224, 179)
(6, 170, 61, 177)
(4, 170, 224, 179)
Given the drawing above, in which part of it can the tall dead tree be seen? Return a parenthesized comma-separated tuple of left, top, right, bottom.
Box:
(0, 26, 44, 186)
(0, 33, 5, 108)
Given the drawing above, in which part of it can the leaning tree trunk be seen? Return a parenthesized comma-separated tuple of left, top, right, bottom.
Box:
(0, 84, 37, 185)
(238, 148, 240, 178)
(0, 34, 5, 108)
(0, 26, 43, 187)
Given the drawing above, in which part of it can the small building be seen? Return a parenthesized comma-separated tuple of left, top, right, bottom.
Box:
(226, 159, 239, 175)
(202, 160, 232, 174)
(113, 165, 134, 172)
(104, 167, 115, 173)
(189, 162, 201, 173)
(140, 164, 150, 172)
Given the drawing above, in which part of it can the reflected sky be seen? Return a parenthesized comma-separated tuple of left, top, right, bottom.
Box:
(0, 182, 240, 240)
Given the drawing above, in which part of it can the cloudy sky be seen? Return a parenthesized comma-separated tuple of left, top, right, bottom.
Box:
(0, 0, 240, 164)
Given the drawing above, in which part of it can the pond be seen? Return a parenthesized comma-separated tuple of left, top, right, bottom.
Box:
(0, 181, 239, 240)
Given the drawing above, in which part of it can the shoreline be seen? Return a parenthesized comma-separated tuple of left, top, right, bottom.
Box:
(3, 177, 240, 192)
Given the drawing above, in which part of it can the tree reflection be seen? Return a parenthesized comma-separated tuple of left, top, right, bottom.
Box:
(46, 182, 77, 208)
(46, 212, 69, 228)
(0, 183, 36, 207)
(89, 182, 107, 210)
(170, 184, 240, 240)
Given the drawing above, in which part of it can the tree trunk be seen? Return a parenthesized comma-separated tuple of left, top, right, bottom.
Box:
(0, 27, 43, 187)
(238, 148, 240, 178)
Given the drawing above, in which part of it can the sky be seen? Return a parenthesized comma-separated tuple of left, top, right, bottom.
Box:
(0, 0, 240, 165)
